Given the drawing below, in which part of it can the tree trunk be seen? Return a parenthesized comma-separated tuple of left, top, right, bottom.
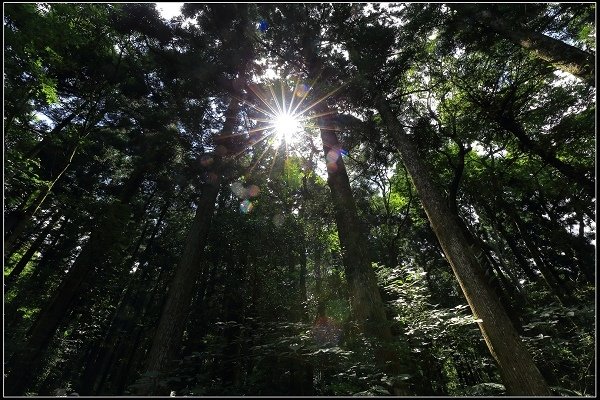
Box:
(377, 99, 550, 396)
(26, 101, 92, 159)
(299, 243, 308, 322)
(316, 103, 416, 395)
(107, 264, 171, 395)
(5, 216, 71, 332)
(511, 214, 576, 306)
(5, 211, 61, 288)
(5, 102, 109, 253)
(4, 143, 79, 252)
(452, 4, 595, 85)
(79, 202, 170, 394)
(139, 96, 244, 392)
(4, 165, 147, 395)
(140, 179, 221, 388)
(480, 203, 540, 282)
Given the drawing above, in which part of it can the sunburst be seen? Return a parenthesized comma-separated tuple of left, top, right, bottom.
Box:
(224, 73, 347, 214)
(224, 72, 347, 181)
(246, 77, 315, 149)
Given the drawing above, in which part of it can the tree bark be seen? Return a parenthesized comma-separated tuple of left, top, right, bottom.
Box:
(139, 96, 244, 393)
(377, 98, 550, 396)
(139, 179, 221, 386)
(316, 103, 416, 395)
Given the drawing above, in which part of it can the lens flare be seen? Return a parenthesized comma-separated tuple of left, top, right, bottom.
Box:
(240, 199, 254, 214)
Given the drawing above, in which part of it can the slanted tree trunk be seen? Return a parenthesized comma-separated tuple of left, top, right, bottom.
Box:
(220, 253, 247, 390)
(3, 147, 75, 253)
(377, 98, 550, 396)
(5, 216, 72, 332)
(140, 173, 221, 390)
(458, 218, 525, 332)
(316, 102, 416, 395)
(444, 141, 524, 329)
(79, 201, 170, 395)
(5, 211, 61, 288)
(480, 203, 540, 282)
(4, 164, 148, 395)
(495, 114, 595, 197)
(451, 4, 595, 85)
(139, 97, 243, 394)
(510, 213, 576, 306)
(26, 101, 92, 159)
(5, 99, 109, 252)
(104, 262, 172, 395)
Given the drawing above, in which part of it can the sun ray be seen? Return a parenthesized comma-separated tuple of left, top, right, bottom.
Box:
(268, 84, 283, 115)
(288, 76, 302, 115)
(235, 74, 349, 183)
(247, 84, 279, 116)
(246, 140, 275, 176)
(314, 124, 342, 132)
(280, 81, 287, 117)
(231, 128, 274, 160)
(246, 126, 274, 136)
(290, 72, 322, 116)
(297, 82, 347, 116)
(308, 110, 338, 119)
(242, 99, 275, 119)
(268, 142, 280, 179)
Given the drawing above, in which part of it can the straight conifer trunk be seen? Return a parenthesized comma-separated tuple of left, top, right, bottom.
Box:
(377, 99, 550, 396)
(141, 179, 221, 377)
(139, 99, 242, 394)
(316, 104, 415, 395)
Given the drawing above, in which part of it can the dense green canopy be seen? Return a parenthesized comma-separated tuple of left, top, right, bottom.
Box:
(4, 3, 595, 396)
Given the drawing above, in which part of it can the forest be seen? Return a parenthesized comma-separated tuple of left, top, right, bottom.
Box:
(3, 3, 596, 397)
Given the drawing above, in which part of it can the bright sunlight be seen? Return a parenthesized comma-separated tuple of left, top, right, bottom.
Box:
(237, 74, 347, 180)
(244, 78, 315, 152)
(273, 111, 302, 146)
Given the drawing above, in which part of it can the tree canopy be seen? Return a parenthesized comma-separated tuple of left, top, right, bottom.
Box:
(3, 3, 595, 397)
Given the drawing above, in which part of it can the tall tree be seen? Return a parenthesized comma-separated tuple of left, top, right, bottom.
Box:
(336, 7, 551, 394)
(256, 4, 419, 394)
(137, 5, 254, 393)
(3, 3, 594, 396)
(377, 101, 550, 395)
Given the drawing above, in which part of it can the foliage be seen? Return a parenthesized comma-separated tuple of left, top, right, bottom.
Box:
(3, 3, 595, 397)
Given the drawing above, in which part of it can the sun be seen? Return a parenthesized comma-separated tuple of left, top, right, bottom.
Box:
(273, 111, 302, 146)
(243, 79, 312, 150)
(235, 76, 348, 179)
(241, 76, 345, 165)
